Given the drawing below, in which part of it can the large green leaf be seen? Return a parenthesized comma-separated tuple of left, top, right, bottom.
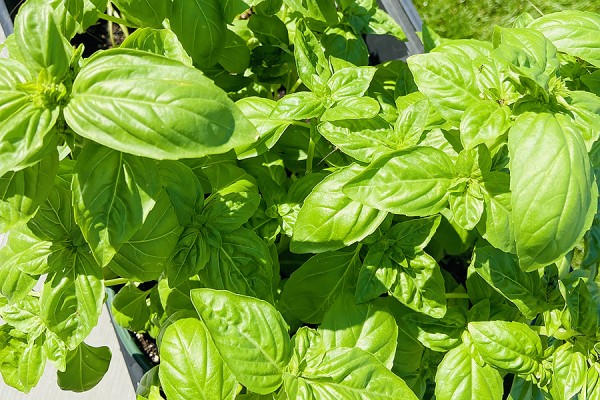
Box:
(14, 0, 71, 79)
(0, 59, 59, 177)
(319, 293, 398, 369)
(110, 0, 166, 27)
(280, 249, 360, 324)
(344, 147, 456, 216)
(291, 165, 388, 253)
(40, 251, 104, 350)
(167, 0, 226, 68)
(111, 284, 151, 333)
(402, 307, 465, 352)
(509, 113, 596, 270)
(435, 343, 503, 400)
(0, 224, 55, 276)
(529, 11, 600, 68)
(407, 52, 481, 121)
(63, 49, 258, 160)
(199, 228, 275, 303)
(285, 347, 417, 400)
(57, 342, 111, 392)
(27, 175, 75, 242)
(468, 321, 543, 374)
(108, 190, 182, 281)
(0, 151, 58, 232)
(551, 342, 586, 400)
(72, 142, 161, 267)
(294, 21, 331, 95)
(471, 246, 546, 319)
(191, 289, 292, 394)
(159, 317, 238, 400)
(120, 27, 193, 66)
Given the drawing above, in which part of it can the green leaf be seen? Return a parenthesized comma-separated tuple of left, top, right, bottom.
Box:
(136, 366, 163, 400)
(448, 187, 485, 231)
(551, 342, 586, 400)
(108, 190, 182, 281)
(402, 307, 466, 352)
(286, 347, 417, 400)
(199, 228, 275, 303)
(0, 151, 58, 232)
(111, 284, 151, 332)
(14, 0, 71, 79)
(318, 117, 395, 163)
(319, 293, 398, 369)
(63, 49, 258, 160)
(460, 101, 511, 151)
(431, 39, 494, 60)
(248, 14, 288, 46)
(158, 276, 203, 316)
(158, 160, 203, 226)
(234, 97, 292, 159)
(508, 375, 547, 400)
(0, 296, 43, 336)
(509, 113, 596, 270)
(322, 25, 369, 66)
(120, 27, 193, 66)
(471, 246, 545, 319)
(294, 21, 331, 95)
(110, 0, 166, 27)
(366, 9, 406, 41)
(0, 59, 59, 177)
(394, 99, 433, 149)
(386, 215, 441, 254)
(390, 251, 447, 318)
(565, 91, 600, 150)
(344, 147, 456, 216)
(0, 224, 54, 276)
(435, 343, 503, 400)
(57, 342, 111, 392)
(291, 165, 388, 254)
(407, 52, 481, 121)
(218, 29, 251, 74)
(468, 321, 543, 374)
(478, 171, 516, 253)
(72, 142, 161, 267)
(560, 277, 599, 337)
(49, 0, 108, 39)
(355, 242, 397, 303)
(158, 317, 238, 400)
(40, 251, 104, 349)
(272, 92, 325, 120)
(528, 11, 600, 68)
(280, 249, 360, 324)
(167, 226, 209, 288)
(321, 97, 380, 122)
(27, 175, 75, 242)
(327, 66, 376, 100)
(191, 289, 292, 394)
(167, 0, 226, 68)
(283, 0, 338, 24)
(0, 254, 37, 304)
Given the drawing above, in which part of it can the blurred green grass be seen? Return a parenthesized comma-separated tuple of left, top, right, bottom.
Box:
(412, 0, 600, 40)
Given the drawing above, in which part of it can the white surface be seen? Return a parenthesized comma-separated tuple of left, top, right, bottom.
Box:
(0, 306, 137, 400)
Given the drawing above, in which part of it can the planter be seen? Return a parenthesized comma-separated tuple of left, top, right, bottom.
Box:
(0, 0, 12, 50)
(105, 287, 154, 388)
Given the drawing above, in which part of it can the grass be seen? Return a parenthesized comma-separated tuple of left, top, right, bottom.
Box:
(412, 0, 600, 40)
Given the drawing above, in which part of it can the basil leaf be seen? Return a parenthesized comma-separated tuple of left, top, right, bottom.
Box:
(560, 277, 599, 337)
(0, 296, 43, 337)
(344, 147, 456, 216)
(159, 160, 203, 226)
(40, 251, 104, 349)
(0, 256, 37, 304)
(287, 347, 417, 400)
(291, 165, 388, 254)
(460, 100, 511, 151)
(72, 143, 161, 267)
(468, 321, 543, 374)
(386, 215, 441, 254)
(108, 190, 182, 281)
(0, 59, 59, 177)
(110, 0, 166, 27)
(327, 66, 376, 100)
(321, 97, 380, 122)
(435, 343, 503, 400)
(120, 27, 193, 66)
(64, 49, 258, 160)
(319, 293, 398, 369)
(49, 0, 108, 39)
(294, 21, 331, 95)
(191, 289, 292, 394)
(166, 226, 209, 288)
(57, 342, 111, 392)
(0, 225, 54, 276)
(355, 242, 397, 303)
(14, 0, 71, 79)
(407, 52, 481, 121)
(471, 246, 546, 319)
(0, 151, 58, 232)
(280, 249, 360, 324)
(318, 117, 395, 163)
(478, 171, 516, 253)
(272, 92, 325, 120)
(158, 317, 238, 400)
(111, 284, 151, 333)
(402, 307, 466, 352)
(199, 228, 275, 304)
(528, 11, 600, 68)
(509, 113, 596, 270)
(551, 342, 586, 400)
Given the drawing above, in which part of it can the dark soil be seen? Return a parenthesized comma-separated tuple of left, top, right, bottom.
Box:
(72, 20, 126, 58)
(131, 331, 160, 365)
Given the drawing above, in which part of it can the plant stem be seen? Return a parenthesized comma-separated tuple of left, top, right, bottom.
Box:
(306, 128, 316, 174)
(445, 292, 470, 299)
(289, 78, 302, 94)
(104, 278, 130, 287)
(107, 3, 115, 48)
(291, 121, 311, 129)
(97, 12, 130, 27)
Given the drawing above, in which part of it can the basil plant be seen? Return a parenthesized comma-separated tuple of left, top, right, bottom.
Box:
(0, 0, 600, 399)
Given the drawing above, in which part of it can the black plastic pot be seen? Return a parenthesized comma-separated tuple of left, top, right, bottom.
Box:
(0, 0, 13, 39)
(105, 287, 154, 388)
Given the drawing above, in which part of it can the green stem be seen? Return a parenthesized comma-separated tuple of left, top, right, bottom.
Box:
(291, 120, 312, 129)
(289, 78, 302, 94)
(104, 278, 130, 287)
(306, 131, 316, 175)
(107, 4, 115, 48)
(445, 292, 470, 299)
(97, 12, 130, 27)
(29, 291, 41, 298)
